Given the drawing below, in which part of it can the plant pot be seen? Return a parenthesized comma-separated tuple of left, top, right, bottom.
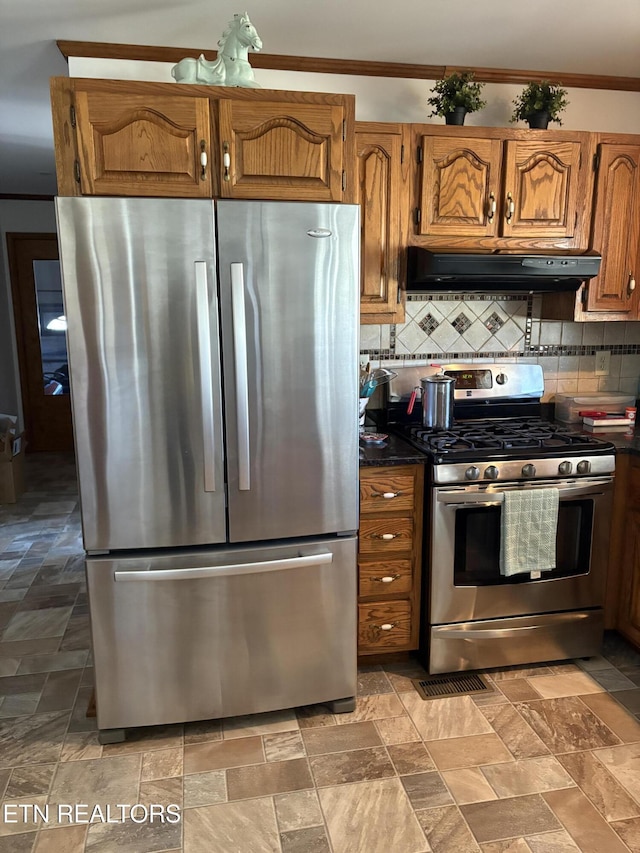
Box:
(526, 111, 550, 129)
(445, 107, 467, 126)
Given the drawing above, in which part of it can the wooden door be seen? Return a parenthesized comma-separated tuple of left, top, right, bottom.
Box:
(357, 124, 406, 324)
(217, 99, 345, 201)
(585, 144, 640, 315)
(7, 234, 73, 452)
(501, 140, 581, 239)
(74, 90, 213, 197)
(418, 135, 502, 237)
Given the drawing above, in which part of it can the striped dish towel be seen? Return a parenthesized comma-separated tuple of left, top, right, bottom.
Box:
(499, 488, 559, 577)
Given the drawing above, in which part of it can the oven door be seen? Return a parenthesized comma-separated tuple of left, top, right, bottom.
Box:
(430, 476, 613, 625)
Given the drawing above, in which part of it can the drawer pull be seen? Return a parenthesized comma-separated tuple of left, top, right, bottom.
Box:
(372, 574, 401, 583)
(375, 533, 400, 540)
(374, 623, 397, 631)
(371, 491, 402, 499)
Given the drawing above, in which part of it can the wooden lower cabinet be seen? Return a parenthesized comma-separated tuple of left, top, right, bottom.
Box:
(357, 464, 424, 655)
(614, 455, 640, 647)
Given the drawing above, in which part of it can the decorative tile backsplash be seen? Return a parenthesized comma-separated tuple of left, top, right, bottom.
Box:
(360, 293, 640, 402)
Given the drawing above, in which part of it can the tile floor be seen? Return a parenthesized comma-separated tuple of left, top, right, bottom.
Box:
(4, 455, 640, 851)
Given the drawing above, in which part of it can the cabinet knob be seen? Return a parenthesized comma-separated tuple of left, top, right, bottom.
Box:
(505, 192, 515, 223)
(376, 533, 399, 540)
(629, 272, 636, 294)
(487, 191, 496, 223)
(374, 623, 397, 631)
(371, 491, 401, 499)
(372, 574, 401, 583)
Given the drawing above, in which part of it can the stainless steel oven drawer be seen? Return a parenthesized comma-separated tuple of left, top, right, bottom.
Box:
(428, 609, 603, 674)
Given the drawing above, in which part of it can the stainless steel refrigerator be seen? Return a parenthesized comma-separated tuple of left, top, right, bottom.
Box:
(56, 197, 360, 742)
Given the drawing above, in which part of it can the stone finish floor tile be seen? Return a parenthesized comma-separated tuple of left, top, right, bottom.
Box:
(461, 794, 561, 843)
(415, 804, 481, 853)
(226, 757, 313, 799)
(443, 767, 500, 805)
(401, 693, 494, 741)
(480, 756, 575, 798)
(523, 672, 604, 699)
(557, 750, 640, 821)
(542, 786, 630, 853)
(183, 797, 280, 853)
(524, 830, 580, 852)
(273, 790, 323, 832)
(514, 697, 621, 753)
(300, 721, 381, 755)
(11, 455, 640, 853)
(319, 778, 429, 853)
(33, 824, 87, 853)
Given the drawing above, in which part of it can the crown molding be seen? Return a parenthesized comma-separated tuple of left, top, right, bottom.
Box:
(56, 41, 640, 93)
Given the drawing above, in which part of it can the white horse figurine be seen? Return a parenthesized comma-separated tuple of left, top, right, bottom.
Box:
(171, 13, 262, 88)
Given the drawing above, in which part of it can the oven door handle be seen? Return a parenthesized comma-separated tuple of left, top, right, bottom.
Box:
(439, 482, 611, 508)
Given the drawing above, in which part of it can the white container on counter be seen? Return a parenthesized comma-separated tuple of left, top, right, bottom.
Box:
(555, 392, 636, 423)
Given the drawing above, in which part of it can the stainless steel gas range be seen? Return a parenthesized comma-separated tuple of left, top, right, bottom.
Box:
(386, 363, 616, 674)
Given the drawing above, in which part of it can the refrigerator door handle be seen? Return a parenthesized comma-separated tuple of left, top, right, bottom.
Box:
(114, 551, 333, 582)
(195, 261, 217, 492)
(231, 261, 251, 490)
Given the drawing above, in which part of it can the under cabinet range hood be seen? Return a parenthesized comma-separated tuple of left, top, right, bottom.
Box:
(407, 248, 602, 293)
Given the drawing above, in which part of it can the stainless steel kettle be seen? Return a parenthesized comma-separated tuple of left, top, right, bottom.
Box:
(421, 374, 455, 430)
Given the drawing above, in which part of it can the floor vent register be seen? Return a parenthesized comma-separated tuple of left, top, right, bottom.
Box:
(412, 672, 491, 700)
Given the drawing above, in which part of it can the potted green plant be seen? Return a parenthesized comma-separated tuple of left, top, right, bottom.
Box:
(427, 71, 487, 126)
(510, 81, 569, 129)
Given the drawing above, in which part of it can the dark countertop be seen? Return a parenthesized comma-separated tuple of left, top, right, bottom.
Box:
(358, 410, 640, 468)
(358, 431, 428, 467)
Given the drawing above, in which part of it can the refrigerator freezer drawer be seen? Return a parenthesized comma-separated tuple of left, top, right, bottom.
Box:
(87, 537, 357, 730)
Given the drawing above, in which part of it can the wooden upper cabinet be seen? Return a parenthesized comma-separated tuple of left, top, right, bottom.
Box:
(74, 90, 213, 197)
(501, 140, 581, 239)
(584, 143, 640, 315)
(416, 128, 591, 250)
(217, 98, 346, 201)
(419, 136, 501, 238)
(356, 123, 408, 324)
(50, 78, 355, 203)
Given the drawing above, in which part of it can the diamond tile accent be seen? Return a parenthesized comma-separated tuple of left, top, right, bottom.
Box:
(485, 311, 505, 334)
(451, 313, 472, 334)
(419, 313, 440, 336)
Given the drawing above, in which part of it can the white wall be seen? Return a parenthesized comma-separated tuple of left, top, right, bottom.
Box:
(0, 200, 57, 427)
(69, 57, 640, 134)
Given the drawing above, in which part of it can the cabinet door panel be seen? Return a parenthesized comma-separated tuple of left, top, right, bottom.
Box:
(357, 128, 404, 322)
(586, 144, 640, 314)
(419, 137, 501, 237)
(619, 508, 640, 649)
(502, 140, 580, 238)
(217, 100, 345, 201)
(74, 92, 212, 197)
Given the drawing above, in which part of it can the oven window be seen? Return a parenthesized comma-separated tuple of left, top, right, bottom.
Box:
(453, 499, 594, 585)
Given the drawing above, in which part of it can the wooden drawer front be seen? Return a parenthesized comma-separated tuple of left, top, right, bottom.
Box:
(359, 559, 412, 597)
(359, 473, 415, 514)
(358, 601, 411, 650)
(359, 518, 413, 554)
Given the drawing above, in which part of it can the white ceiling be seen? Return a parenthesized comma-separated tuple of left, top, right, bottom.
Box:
(2, 0, 640, 196)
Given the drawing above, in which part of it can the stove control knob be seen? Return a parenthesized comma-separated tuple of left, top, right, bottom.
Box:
(465, 466, 480, 481)
(577, 459, 591, 474)
(558, 460, 573, 475)
(496, 372, 508, 385)
(484, 465, 499, 480)
(521, 463, 536, 478)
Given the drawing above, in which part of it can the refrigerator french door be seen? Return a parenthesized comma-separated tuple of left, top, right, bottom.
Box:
(56, 197, 360, 736)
